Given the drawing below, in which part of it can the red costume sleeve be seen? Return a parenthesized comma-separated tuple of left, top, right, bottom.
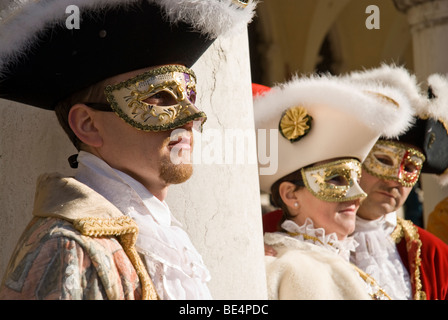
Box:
(417, 227, 448, 300)
(397, 225, 448, 300)
(262, 209, 283, 233)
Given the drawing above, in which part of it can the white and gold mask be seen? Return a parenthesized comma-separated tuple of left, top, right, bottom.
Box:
(104, 65, 206, 131)
(363, 140, 425, 187)
(301, 159, 367, 202)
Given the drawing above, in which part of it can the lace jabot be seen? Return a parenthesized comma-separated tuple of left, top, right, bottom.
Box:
(350, 212, 412, 300)
(281, 218, 358, 261)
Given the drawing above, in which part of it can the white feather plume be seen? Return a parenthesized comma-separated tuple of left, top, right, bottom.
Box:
(426, 73, 448, 186)
(341, 63, 428, 115)
(426, 73, 448, 126)
(0, 0, 257, 75)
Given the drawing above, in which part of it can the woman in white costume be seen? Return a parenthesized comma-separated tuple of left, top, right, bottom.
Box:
(252, 75, 414, 300)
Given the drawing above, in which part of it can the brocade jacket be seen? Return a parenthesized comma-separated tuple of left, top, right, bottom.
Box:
(0, 173, 158, 300)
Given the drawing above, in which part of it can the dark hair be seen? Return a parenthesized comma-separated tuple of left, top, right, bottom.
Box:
(270, 168, 305, 230)
(54, 79, 110, 151)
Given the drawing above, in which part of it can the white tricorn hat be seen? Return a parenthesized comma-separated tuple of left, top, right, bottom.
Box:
(341, 64, 428, 113)
(253, 74, 414, 194)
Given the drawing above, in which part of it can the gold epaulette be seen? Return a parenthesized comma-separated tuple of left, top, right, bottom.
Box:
(391, 217, 426, 300)
(74, 216, 159, 300)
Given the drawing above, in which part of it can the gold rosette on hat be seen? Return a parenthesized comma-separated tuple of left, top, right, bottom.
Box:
(279, 106, 312, 142)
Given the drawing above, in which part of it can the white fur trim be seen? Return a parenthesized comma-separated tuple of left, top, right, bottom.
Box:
(427, 73, 448, 185)
(0, 0, 257, 75)
(342, 64, 427, 116)
(427, 73, 448, 125)
(264, 232, 372, 300)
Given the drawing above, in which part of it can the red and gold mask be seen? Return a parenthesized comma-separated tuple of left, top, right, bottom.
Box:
(363, 140, 425, 187)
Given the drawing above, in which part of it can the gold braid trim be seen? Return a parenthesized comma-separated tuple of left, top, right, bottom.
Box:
(391, 217, 426, 300)
(287, 232, 334, 246)
(351, 265, 392, 300)
(74, 216, 158, 300)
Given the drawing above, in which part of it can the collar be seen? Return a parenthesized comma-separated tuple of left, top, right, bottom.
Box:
(33, 172, 123, 221)
(75, 151, 179, 227)
(355, 212, 398, 235)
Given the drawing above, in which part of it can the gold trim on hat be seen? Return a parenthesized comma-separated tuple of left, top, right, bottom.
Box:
(232, 0, 250, 8)
(364, 91, 400, 108)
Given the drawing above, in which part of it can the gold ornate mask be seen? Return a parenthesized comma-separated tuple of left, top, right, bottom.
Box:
(104, 65, 206, 131)
(363, 140, 425, 187)
(301, 159, 367, 202)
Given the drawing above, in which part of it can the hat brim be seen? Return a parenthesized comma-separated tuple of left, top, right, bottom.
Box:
(0, 1, 213, 109)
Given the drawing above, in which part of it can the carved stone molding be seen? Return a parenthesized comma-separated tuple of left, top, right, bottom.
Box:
(393, 0, 436, 12)
(393, 0, 448, 32)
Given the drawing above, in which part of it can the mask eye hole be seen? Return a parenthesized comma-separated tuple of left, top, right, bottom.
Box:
(189, 90, 197, 104)
(403, 162, 418, 173)
(403, 155, 423, 173)
(374, 153, 394, 166)
(143, 90, 178, 106)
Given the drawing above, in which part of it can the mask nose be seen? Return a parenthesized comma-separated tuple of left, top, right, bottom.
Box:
(346, 178, 367, 200)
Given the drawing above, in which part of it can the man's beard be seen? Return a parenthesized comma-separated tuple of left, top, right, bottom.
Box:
(159, 130, 194, 184)
(159, 155, 193, 184)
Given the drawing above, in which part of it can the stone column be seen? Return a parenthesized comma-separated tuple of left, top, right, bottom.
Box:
(166, 29, 268, 299)
(0, 29, 267, 299)
(394, 0, 448, 226)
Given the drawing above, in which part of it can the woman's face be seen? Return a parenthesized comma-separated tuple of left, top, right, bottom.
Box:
(282, 158, 365, 240)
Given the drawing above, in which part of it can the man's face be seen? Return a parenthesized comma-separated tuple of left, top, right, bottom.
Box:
(357, 170, 413, 220)
(94, 107, 194, 188)
(91, 66, 197, 192)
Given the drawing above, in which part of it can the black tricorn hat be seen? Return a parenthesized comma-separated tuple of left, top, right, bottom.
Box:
(394, 116, 448, 175)
(0, 0, 255, 109)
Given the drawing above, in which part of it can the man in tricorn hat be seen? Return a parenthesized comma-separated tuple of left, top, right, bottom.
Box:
(344, 65, 448, 300)
(0, 0, 256, 300)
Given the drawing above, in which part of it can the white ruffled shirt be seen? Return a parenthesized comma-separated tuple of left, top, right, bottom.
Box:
(350, 212, 412, 300)
(74, 151, 212, 300)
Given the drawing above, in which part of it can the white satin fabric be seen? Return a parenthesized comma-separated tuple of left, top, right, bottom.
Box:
(75, 151, 212, 300)
(350, 212, 412, 300)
